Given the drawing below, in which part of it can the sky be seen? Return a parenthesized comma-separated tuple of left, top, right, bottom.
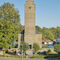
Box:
(0, 0, 60, 28)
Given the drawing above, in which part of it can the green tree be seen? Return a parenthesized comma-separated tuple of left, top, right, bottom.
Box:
(56, 27, 60, 38)
(0, 3, 23, 52)
(0, 3, 20, 25)
(0, 20, 16, 49)
(35, 26, 55, 40)
(20, 42, 29, 52)
(33, 43, 40, 53)
(54, 44, 60, 54)
(50, 27, 58, 39)
(36, 26, 42, 33)
(42, 30, 54, 40)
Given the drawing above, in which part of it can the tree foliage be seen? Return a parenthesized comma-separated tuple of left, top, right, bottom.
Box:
(54, 44, 60, 54)
(20, 42, 29, 52)
(36, 26, 60, 40)
(33, 43, 40, 53)
(42, 30, 54, 40)
(0, 3, 20, 25)
(0, 3, 23, 50)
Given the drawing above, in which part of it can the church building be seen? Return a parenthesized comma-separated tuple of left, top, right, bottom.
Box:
(18, 0, 42, 49)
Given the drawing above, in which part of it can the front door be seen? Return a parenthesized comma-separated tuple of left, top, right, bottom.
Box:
(29, 45, 32, 49)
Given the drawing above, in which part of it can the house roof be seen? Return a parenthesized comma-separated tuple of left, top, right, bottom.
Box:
(42, 39, 53, 43)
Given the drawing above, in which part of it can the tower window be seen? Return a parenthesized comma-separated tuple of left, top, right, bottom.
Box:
(29, 7, 31, 9)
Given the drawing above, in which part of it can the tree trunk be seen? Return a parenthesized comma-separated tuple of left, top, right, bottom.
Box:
(2, 48, 6, 56)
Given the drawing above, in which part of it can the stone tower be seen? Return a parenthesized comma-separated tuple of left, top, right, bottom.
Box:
(18, 0, 42, 49)
(24, 0, 35, 49)
(25, 0, 35, 35)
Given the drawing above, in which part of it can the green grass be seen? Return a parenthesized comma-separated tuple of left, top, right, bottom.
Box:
(0, 55, 5, 57)
(32, 55, 46, 58)
(0, 55, 26, 58)
(0, 52, 59, 58)
(6, 55, 26, 58)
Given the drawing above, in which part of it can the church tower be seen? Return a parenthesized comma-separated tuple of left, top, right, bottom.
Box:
(18, 0, 42, 49)
(25, 0, 35, 35)
(24, 0, 35, 49)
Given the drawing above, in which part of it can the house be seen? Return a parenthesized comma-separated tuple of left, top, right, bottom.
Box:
(42, 39, 53, 45)
(42, 39, 54, 48)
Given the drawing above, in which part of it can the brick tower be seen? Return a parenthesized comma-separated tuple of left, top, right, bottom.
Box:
(24, 0, 35, 49)
(18, 0, 42, 49)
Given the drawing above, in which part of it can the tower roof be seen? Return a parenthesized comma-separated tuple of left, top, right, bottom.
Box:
(26, 0, 33, 1)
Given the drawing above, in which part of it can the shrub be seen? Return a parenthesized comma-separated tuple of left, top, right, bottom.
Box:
(47, 49, 51, 53)
(43, 51, 47, 55)
(42, 45, 48, 48)
(20, 42, 29, 52)
(33, 43, 40, 53)
(14, 50, 16, 54)
(5, 50, 8, 53)
(54, 44, 60, 54)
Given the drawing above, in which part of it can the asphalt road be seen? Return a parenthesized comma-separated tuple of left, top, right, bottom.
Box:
(0, 57, 59, 60)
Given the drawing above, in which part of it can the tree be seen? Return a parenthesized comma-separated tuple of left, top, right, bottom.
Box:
(33, 43, 40, 53)
(50, 27, 58, 39)
(20, 42, 29, 52)
(42, 30, 54, 40)
(54, 44, 60, 54)
(56, 27, 60, 38)
(0, 20, 16, 49)
(35, 26, 42, 33)
(35, 26, 55, 40)
(0, 3, 23, 52)
(0, 3, 20, 25)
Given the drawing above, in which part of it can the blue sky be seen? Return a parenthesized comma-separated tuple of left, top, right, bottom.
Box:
(0, 0, 60, 28)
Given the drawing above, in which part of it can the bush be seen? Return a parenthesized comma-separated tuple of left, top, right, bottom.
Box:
(33, 43, 40, 53)
(54, 44, 60, 54)
(42, 50, 51, 55)
(47, 49, 51, 53)
(42, 45, 48, 48)
(14, 50, 16, 54)
(20, 42, 29, 52)
(43, 51, 47, 55)
(5, 50, 8, 53)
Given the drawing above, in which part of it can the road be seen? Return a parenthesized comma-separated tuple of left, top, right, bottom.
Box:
(0, 57, 59, 60)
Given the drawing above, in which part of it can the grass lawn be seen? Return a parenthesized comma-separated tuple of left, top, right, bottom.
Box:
(0, 54, 26, 58)
(32, 55, 46, 58)
(0, 52, 59, 59)
(32, 52, 59, 58)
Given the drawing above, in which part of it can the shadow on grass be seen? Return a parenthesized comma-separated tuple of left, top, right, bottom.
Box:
(45, 54, 60, 60)
(6, 51, 16, 55)
(45, 54, 58, 58)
